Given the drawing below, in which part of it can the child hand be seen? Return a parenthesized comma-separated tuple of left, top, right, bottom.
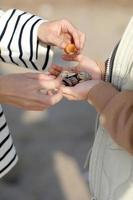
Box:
(49, 54, 103, 101)
(62, 54, 103, 80)
(48, 65, 64, 77)
(61, 79, 101, 101)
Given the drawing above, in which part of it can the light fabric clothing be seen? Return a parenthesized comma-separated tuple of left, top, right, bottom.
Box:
(88, 17, 133, 200)
(0, 9, 53, 178)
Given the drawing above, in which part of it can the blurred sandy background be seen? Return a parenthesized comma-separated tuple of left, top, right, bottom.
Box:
(0, 0, 133, 200)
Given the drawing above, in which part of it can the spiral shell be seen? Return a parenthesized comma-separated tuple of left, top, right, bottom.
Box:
(60, 71, 92, 86)
(64, 44, 78, 55)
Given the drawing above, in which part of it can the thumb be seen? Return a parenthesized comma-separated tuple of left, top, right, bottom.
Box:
(61, 85, 74, 96)
(51, 33, 71, 49)
(62, 54, 83, 62)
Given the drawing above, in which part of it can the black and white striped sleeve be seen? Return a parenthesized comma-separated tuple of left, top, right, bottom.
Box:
(0, 105, 18, 178)
(0, 9, 53, 71)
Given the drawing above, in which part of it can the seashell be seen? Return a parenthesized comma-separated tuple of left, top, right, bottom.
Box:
(64, 44, 78, 55)
(60, 71, 92, 87)
(77, 71, 92, 81)
(62, 77, 73, 86)
(59, 71, 76, 79)
(68, 76, 79, 85)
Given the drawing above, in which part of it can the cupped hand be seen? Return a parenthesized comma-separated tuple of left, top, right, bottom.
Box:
(38, 19, 85, 51)
(0, 72, 63, 110)
(49, 55, 102, 80)
(62, 54, 102, 80)
(48, 65, 64, 77)
(61, 80, 101, 101)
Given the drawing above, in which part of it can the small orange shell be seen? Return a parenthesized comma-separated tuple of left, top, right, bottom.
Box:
(64, 44, 78, 55)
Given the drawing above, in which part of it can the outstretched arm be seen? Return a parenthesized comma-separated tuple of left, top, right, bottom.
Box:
(60, 55, 133, 154)
(0, 9, 49, 70)
(88, 82, 133, 154)
(0, 9, 85, 71)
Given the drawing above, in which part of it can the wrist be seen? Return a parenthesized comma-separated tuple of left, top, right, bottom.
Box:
(0, 76, 6, 95)
(86, 80, 102, 103)
(0, 76, 9, 103)
(37, 21, 49, 43)
(95, 60, 106, 80)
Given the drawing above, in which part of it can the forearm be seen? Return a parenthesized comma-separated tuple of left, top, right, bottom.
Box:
(88, 82, 133, 154)
(0, 9, 53, 71)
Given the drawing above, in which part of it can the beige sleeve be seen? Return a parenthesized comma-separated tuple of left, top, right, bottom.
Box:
(88, 82, 133, 154)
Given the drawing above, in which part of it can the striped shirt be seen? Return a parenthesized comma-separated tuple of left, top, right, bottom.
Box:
(0, 9, 53, 178)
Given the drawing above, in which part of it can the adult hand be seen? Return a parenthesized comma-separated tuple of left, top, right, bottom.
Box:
(0, 72, 62, 110)
(38, 20, 85, 51)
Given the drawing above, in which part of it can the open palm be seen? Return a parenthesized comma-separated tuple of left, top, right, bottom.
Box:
(62, 54, 102, 80)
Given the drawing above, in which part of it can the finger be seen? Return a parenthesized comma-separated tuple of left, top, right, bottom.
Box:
(50, 65, 76, 76)
(79, 32, 85, 49)
(7, 96, 50, 111)
(49, 65, 64, 76)
(47, 90, 53, 96)
(38, 89, 48, 95)
(52, 65, 64, 72)
(63, 33, 72, 41)
(49, 90, 63, 105)
(68, 26, 80, 49)
(62, 54, 82, 62)
(70, 30, 80, 50)
(60, 33, 72, 48)
(63, 21, 80, 49)
(49, 33, 71, 49)
(37, 78, 61, 90)
(24, 104, 51, 111)
(45, 71, 51, 75)
(60, 85, 75, 96)
(53, 64, 75, 73)
(39, 90, 63, 106)
(63, 94, 75, 100)
(23, 104, 50, 111)
(25, 72, 56, 80)
(49, 68, 60, 76)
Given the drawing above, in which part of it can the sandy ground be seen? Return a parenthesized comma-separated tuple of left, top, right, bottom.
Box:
(0, 1, 133, 200)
